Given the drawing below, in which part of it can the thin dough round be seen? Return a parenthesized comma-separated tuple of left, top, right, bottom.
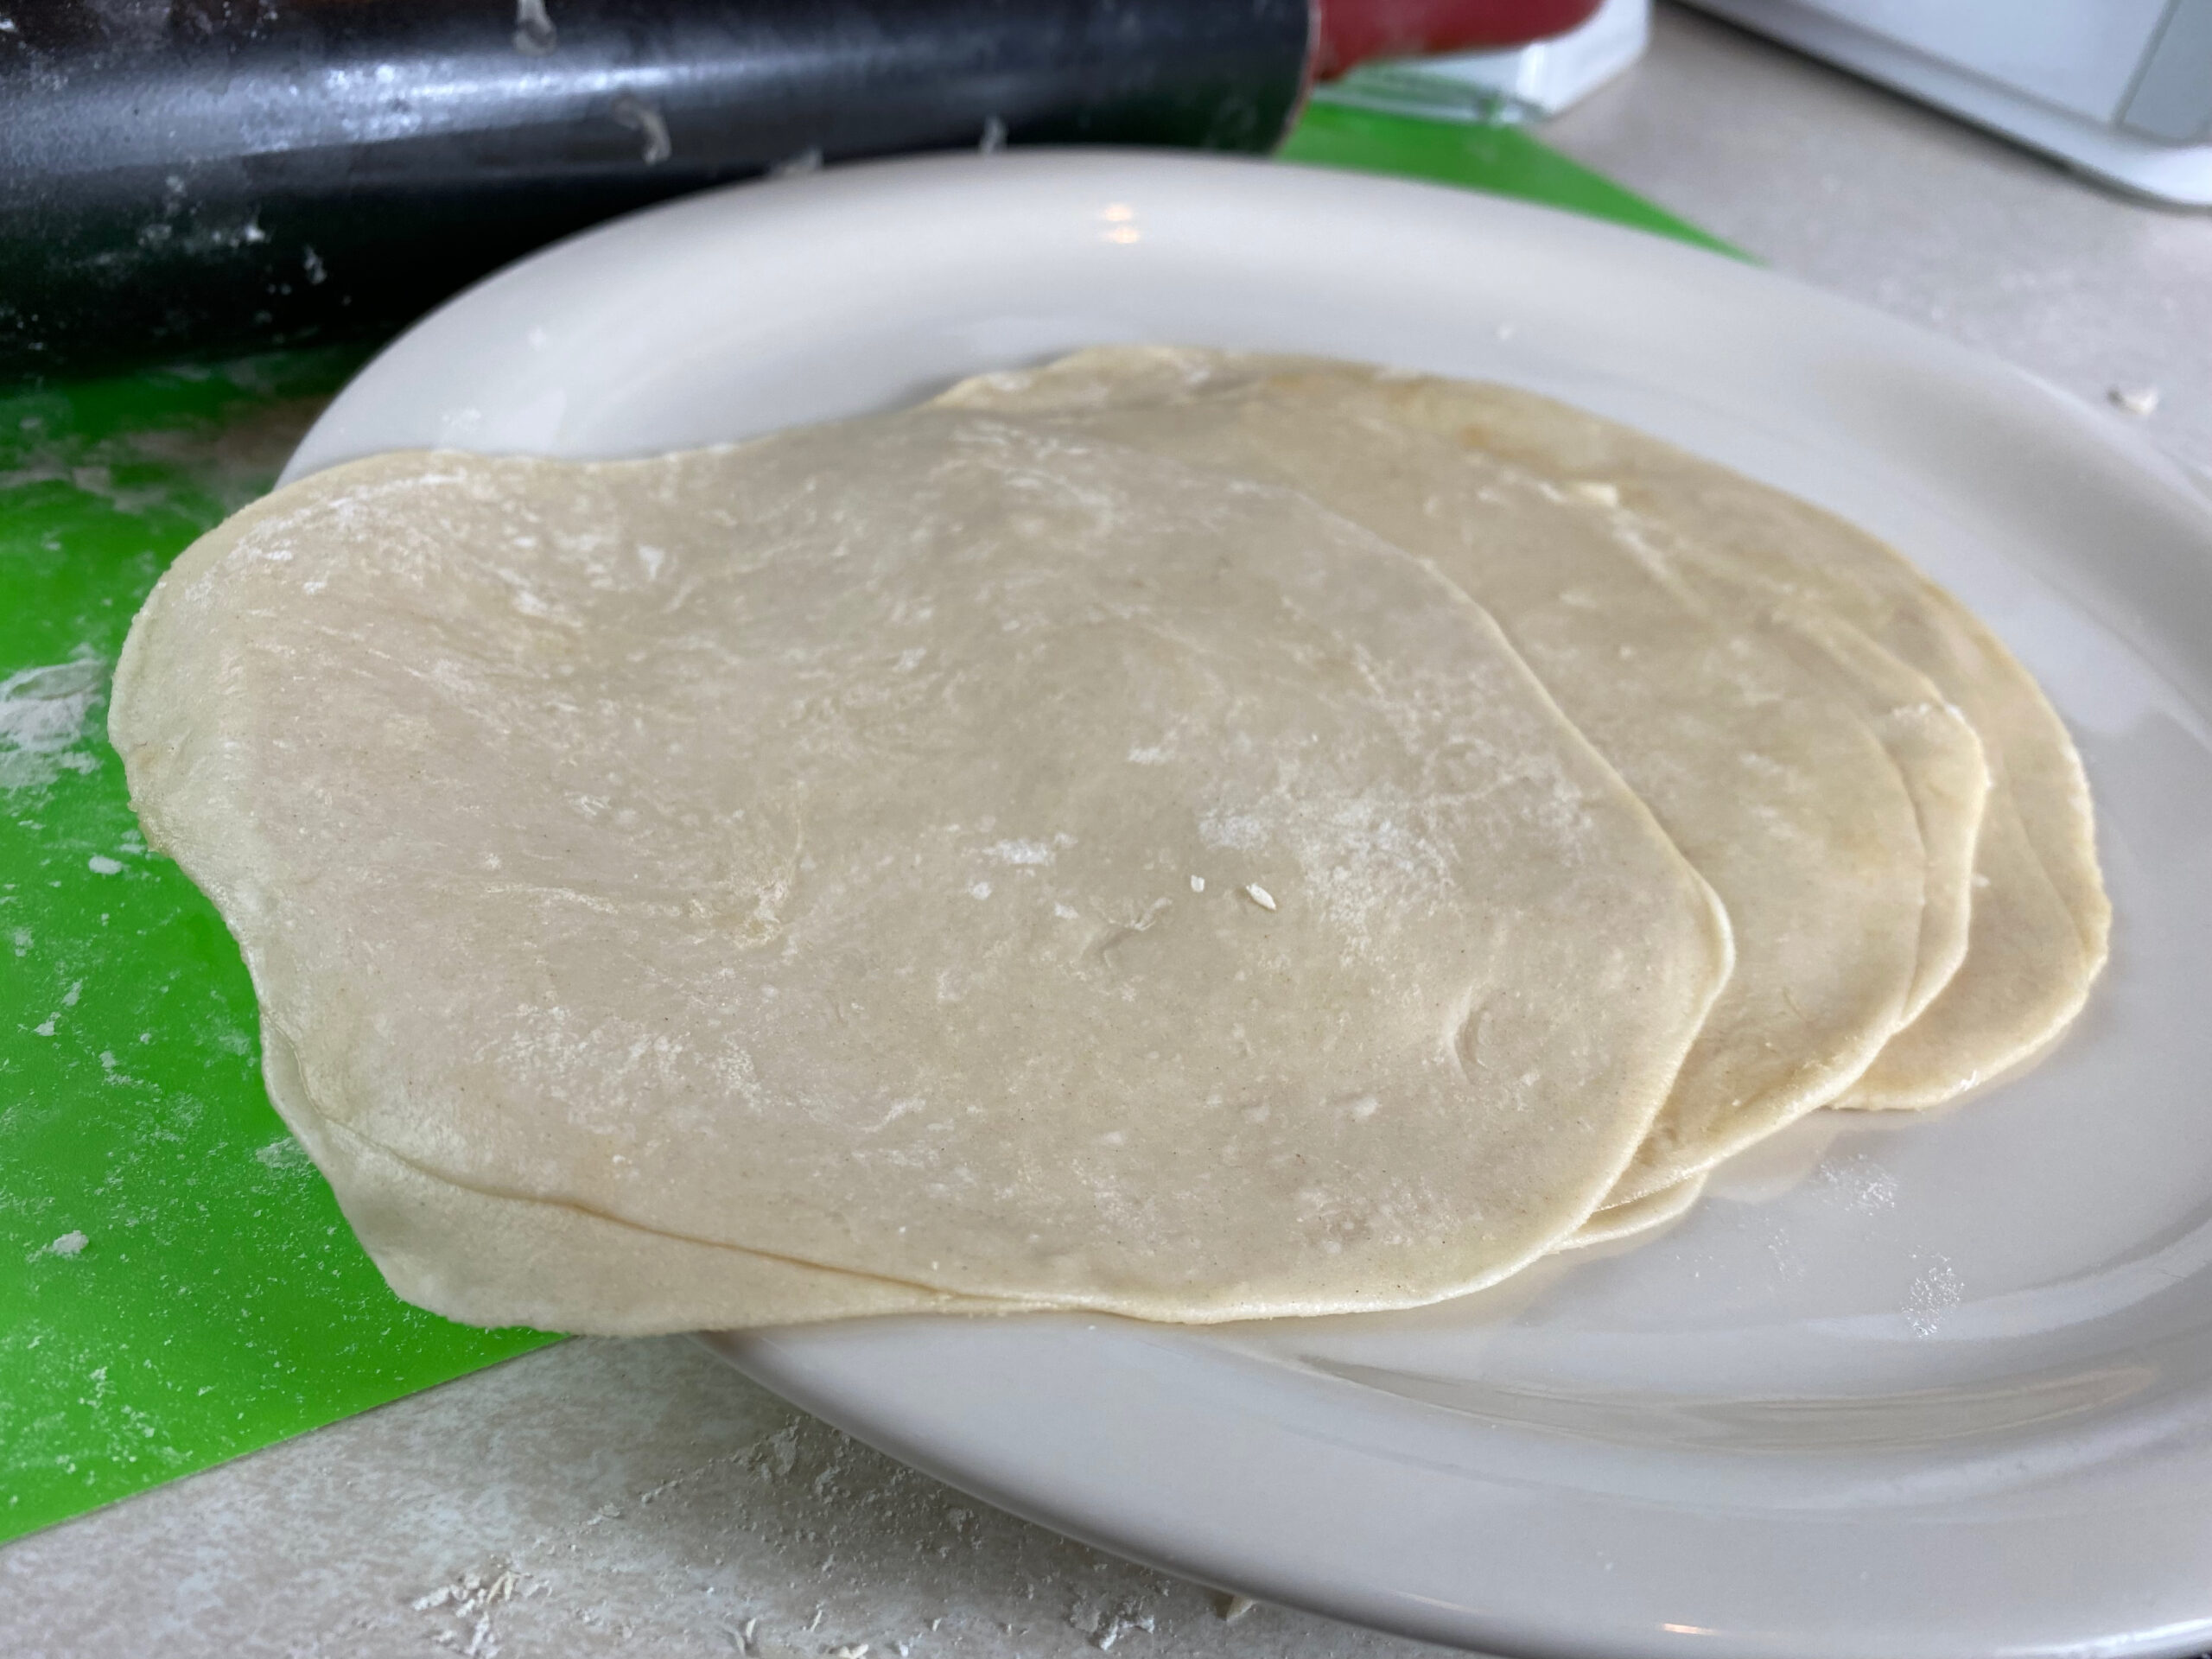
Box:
(938, 351, 1958, 1201)
(269, 1021, 1676, 1326)
(1370, 374, 2105, 1109)
(265, 1027, 1012, 1331)
(112, 416, 1732, 1330)
(1551, 1173, 1707, 1252)
(942, 349, 1993, 1042)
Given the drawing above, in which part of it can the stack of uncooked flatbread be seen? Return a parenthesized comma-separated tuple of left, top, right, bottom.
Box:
(109, 347, 2107, 1335)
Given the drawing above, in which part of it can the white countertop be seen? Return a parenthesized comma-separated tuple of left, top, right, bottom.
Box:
(6, 9, 2208, 1656)
(1548, 5, 2211, 474)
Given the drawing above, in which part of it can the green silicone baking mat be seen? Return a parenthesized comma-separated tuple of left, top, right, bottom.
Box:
(0, 108, 1728, 1546)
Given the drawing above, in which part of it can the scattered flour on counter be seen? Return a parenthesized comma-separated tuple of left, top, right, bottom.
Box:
(23, 1336, 1426, 1658)
(413, 1562, 525, 1657)
(255, 1136, 313, 1173)
(1081, 1605, 1159, 1651)
(0, 656, 107, 793)
(29, 982, 76, 1035)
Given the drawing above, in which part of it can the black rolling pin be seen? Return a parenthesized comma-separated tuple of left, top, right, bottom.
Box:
(0, 0, 1598, 382)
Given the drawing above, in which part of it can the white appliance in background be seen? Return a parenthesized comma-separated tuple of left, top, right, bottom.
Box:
(1320, 0, 1652, 121)
(1681, 0, 2212, 205)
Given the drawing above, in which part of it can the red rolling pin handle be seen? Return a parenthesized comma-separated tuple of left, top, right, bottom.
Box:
(1314, 0, 1608, 79)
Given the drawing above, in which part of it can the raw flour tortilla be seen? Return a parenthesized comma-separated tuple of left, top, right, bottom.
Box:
(1554, 1173, 1707, 1252)
(1348, 370, 2107, 1109)
(264, 1027, 1705, 1331)
(938, 352, 1985, 1201)
(111, 414, 1732, 1332)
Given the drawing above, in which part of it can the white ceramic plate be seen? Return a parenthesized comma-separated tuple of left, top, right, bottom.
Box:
(288, 151, 2212, 1659)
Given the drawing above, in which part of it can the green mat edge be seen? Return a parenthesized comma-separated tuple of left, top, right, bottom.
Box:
(1285, 100, 1745, 258)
